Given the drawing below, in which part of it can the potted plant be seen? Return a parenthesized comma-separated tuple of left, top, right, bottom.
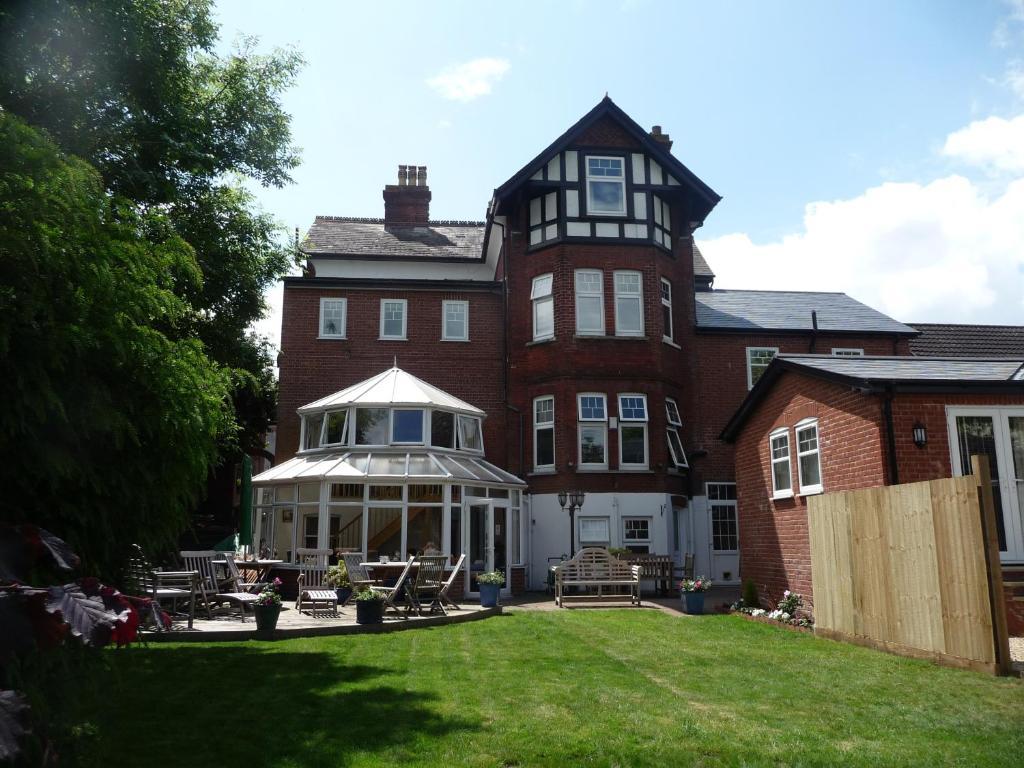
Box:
(678, 576, 712, 615)
(476, 570, 504, 607)
(608, 547, 631, 559)
(325, 562, 351, 605)
(354, 587, 385, 625)
(253, 578, 284, 633)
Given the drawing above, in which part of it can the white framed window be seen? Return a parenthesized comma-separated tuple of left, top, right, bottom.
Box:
(531, 274, 554, 341)
(617, 394, 648, 469)
(623, 517, 651, 542)
(665, 397, 687, 470)
(392, 409, 425, 445)
(795, 419, 823, 495)
(577, 393, 608, 469)
(652, 194, 671, 249)
(707, 482, 738, 553)
(529, 192, 559, 246)
(533, 396, 555, 471)
(770, 428, 793, 499)
(380, 299, 407, 340)
(746, 347, 778, 389)
(429, 410, 455, 449)
(442, 300, 469, 341)
(586, 156, 626, 216)
(456, 414, 483, 453)
(579, 517, 610, 545)
(319, 298, 346, 338)
(660, 279, 673, 343)
(574, 269, 605, 335)
(614, 271, 644, 336)
(302, 413, 325, 451)
(322, 410, 349, 447)
(831, 348, 864, 356)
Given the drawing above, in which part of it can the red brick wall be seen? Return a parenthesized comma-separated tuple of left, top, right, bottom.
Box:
(694, 334, 910, 489)
(277, 283, 507, 466)
(733, 370, 888, 609)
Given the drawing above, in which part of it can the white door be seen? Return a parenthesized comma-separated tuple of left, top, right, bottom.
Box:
(947, 407, 1024, 563)
(466, 500, 510, 595)
(706, 483, 740, 583)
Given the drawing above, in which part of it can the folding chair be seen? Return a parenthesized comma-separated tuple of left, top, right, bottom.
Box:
(405, 555, 447, 615)
(438, 553, 467, 611)
(341, 552, 376, 606)
(369, 556, 415, 615)
(295, 548, 339, 614)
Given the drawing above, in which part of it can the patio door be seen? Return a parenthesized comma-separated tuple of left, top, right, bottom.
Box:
(466, 500, 510, 595)
(947, 407, 1024, 563)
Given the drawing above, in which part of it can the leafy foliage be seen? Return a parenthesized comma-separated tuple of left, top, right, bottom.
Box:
(0, 114, 234, 575)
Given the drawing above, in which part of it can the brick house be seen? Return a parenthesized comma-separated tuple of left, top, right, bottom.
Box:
(268, 97, 930, 597)
(721, 354, 1024, 634)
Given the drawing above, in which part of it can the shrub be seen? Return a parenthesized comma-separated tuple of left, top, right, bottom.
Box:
(742, 579, 760, 609)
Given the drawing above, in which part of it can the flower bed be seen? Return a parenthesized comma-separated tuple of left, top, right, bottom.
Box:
(732, 590, 813, 629)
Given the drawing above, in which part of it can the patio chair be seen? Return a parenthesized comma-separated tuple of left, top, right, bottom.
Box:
(126, 544, 199, 630)
(341, 552, 376, 606)
(405, 555, 448, 615)
(438, 553, 467, 611)
(180, 550, 262, 621)
(295, 548, 339, 615)
(369, 556, 415, 615)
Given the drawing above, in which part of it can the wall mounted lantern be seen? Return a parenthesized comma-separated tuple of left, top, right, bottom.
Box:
(912, 423, 927, 449)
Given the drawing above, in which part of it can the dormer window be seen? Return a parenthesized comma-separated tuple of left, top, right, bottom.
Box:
(586, 156, 625, 216)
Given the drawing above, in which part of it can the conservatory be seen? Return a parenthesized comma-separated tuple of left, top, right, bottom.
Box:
(252, 366, 527, 596)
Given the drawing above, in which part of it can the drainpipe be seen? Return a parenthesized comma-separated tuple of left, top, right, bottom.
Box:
(809, 310, 818, 353)
(881, 386, 900, 485)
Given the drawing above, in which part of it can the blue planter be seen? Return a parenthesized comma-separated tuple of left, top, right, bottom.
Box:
(479, 583, 501, 608)
(683, 592, 705, 615)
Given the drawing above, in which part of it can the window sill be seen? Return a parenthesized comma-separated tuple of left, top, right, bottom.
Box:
(378, 337, 408, 342)
(528, 469, 557, 476)
(662, 338, 680, 349)
(317, 335, 347, 341)
(440, 338, 470, 343)
(526, 337, 555, 347)
(772, 491, 794, 501)
(574, 468, 656, 474)
(573, 334, 649, 342)
(799, 486, 824, 497)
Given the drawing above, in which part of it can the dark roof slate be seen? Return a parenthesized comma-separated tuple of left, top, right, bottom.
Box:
(302, 217, 485, 260)
(908, 323, 1024, 357)
(692, 241, 714, 281)
(695, 290, 917, 335)
(777, 354, 1024, 383)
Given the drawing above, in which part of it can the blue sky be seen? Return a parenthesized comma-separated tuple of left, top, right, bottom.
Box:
(212, 1, 1024, 344)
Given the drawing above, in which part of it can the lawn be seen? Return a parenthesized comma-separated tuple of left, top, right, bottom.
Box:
(92, 610, 1023, 767)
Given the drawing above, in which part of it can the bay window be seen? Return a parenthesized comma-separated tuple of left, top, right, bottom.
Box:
(531, 274, 554, 341)
(661, 278, 674, 343)
(574, 269, 605, 335)
(614, 271, 644, 336)
(617, 394, 648, 468)
(577, 393, 608, 469)
(534, 396, 555, 470)
(665, 397, 687, 470)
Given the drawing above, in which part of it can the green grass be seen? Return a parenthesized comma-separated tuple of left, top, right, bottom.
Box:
(93, 611, 1023, 767)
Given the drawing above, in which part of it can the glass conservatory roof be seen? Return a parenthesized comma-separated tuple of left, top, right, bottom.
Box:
(252, 451, 526, 487)
(297, 366, 485, 417)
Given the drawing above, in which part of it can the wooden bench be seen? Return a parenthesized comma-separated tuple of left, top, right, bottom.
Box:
(554, 548, 641, 607)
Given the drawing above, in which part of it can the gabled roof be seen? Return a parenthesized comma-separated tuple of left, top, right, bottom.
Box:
(492, 96, 722, 222)
(301, 217, 485, 261)
(695, 290, 917, 335)
(691, 241, 715, 288)
(909, 323, 1024, 357)
(721, 354, 1024, 441)
(298, 366, 486, 416)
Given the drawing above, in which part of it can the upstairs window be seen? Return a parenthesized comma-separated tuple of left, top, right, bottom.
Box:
(442, 300, 469, 341)
(770, 428, 792, 498)
(574, 269, 605, 335)
(614, 271, 644, 336)
(796, 419, 823, 495)
(380, 299, 407, 340)
(665, 397, 687, 470)
(586, 156, 626, 216)
(529, 192, 559, 246)
(661, 279, 674, 343)
(577, 393, 608, 469)
(534, 396, 555, 470)
(319, 298, 346, 338)
(652, 194, 671, 249)
(746, 347, 778, 389)
(832, 348, 864, 356)
(531, 274, 554, 341)
(618, 394, 648, 468)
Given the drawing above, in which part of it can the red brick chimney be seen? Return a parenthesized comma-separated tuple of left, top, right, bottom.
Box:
(383, 165, 431, 225)
(649, 125, 673, 150)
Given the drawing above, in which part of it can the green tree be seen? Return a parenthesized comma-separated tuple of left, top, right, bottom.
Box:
(0, 0, 302, 459)
(0, 113, 234, 575)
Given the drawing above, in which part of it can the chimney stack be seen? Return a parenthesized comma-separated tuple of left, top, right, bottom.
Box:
(649, 125, 673, 150)
(383, 164, 431, 225)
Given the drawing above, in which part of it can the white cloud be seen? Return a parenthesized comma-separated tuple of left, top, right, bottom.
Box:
(943, 114, 1024, 173)
(1006, 60, 1024, 99)
(426, 58, 510, 102)
(699, 174, 1024, 325)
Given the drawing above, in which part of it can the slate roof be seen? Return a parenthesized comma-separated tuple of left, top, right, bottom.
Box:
(909, 323, 1024, 357)
(721, 354, 1024, 440)
(694, 290, 917, 335)
(302, 217, 485, 261)
(691, 241, 714, 285)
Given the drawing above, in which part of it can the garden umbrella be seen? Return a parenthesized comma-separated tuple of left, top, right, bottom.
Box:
(238, 454, 253, 547)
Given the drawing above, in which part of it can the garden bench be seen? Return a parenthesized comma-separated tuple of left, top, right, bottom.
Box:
(554, 548, 641, 607)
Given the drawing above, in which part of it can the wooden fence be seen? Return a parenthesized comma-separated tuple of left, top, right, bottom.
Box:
(807, 456, 1011, 675)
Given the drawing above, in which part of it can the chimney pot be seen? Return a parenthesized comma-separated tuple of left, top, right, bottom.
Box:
(398, 165, 408, 186)
(417, 166, 427, 186)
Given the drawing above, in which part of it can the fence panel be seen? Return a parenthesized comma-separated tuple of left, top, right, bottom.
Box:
(807, 459, 1010, 675)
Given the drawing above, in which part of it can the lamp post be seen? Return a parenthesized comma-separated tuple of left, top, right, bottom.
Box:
(558, 490, 586, 557)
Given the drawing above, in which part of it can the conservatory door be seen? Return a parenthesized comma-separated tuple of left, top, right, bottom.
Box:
(947, 407, 1024, 563)
(466, 500, 510, 595)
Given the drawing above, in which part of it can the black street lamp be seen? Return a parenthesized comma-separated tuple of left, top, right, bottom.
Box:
(558, 490, 586, 557)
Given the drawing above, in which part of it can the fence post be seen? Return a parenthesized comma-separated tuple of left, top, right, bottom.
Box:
(970, 454, 1012, 676)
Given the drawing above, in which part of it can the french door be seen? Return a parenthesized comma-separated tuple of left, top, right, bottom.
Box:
(466, 500, 510, 595)
(947, 407, 1024, 563)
